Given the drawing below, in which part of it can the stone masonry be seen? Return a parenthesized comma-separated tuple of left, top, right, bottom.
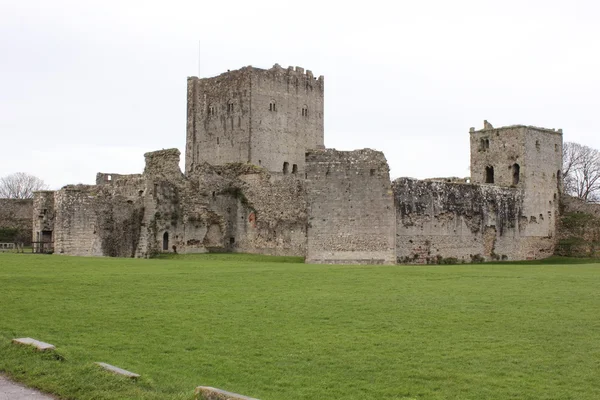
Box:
(306, 149, 396, 264)
(186, 64, 324, 175)
(32, 64, 565, 263)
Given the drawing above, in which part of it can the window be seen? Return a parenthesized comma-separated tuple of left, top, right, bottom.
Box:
(227, 102, 234, 112)
(536, 140, 541, 151)
(162, 232, 169, 251)
(485, 166, 494, 184)
(512, 163, 520, 185)
(292, 164, 298, 174)
(479, 138, 490, 151)
(269, 101, 277, 112)
(302, 105, 308, 117)
(208, 106, 215, 116)
(283, 162, 289, 174)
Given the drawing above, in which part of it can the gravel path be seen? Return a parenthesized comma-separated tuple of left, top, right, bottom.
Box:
(0, 375, 56, 400)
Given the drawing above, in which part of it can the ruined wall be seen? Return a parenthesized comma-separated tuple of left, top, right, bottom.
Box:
(185, 64, 324, 175)
(394, 179, 527, 263)
(556, 196, 600, 257)
(0, 198, 33, 244)
(305, 149, 396, 264)
(138, 149, 218, 257)
(189, 162, 307, 257)
(32, 191, 55, 248)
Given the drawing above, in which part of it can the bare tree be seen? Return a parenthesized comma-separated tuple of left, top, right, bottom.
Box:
(0, 172, 49, 199)
(562, 142, 600, 202)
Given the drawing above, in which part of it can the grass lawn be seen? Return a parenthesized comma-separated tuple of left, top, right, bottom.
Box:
(0, 253, 599, 400)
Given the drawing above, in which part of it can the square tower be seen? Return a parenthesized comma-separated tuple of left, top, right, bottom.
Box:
(470, 122, 563, 239)
(185, 64, 324, 175)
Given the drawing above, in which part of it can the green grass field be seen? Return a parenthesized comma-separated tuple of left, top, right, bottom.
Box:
(0, 253, 599, 400)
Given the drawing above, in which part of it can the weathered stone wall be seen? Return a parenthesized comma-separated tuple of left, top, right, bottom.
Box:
(249, 64, 324, 175)
(468, 123, 561, 258)
(54, 186, 103, 256)
(186, 68, 253, 172)
(185, 64, 324, 175)
(305, 149, 396, 264)
(0, 198, 33, 244)
(394, 178, 532, 263)
(32, 191, 55, 248)
(395, 178, 559, 263)
(138, 149, 219, 257)
(556, 196, 600, 257)
(189, 162, 307, 257)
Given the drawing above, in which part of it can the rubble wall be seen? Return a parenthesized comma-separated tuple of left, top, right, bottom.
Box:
(393, 178, 557, 263)
(305, 149, 396, 264)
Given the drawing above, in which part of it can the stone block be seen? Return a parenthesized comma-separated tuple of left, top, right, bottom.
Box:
(95, 362, 140, 379)
(194, 386, 259, 400)
(12, 337, 55, 351)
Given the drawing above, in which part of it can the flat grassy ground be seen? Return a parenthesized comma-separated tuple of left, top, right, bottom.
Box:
(0, 254, 599, 400)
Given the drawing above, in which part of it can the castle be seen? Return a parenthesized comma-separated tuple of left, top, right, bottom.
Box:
(31, 64, 564, 263)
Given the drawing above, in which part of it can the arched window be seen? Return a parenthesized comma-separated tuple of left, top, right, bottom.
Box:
(292, 164, 298, 174)
(162, 232, 169, 251)
(208, 106, 215, 116)
(302, 105, 308, 117)
(512, 163, 520, 185)
(227, 101, 234, 112)
(283, 162, 289, 174)
(269, 101, 276, 112)
(485, 166, 494, 184)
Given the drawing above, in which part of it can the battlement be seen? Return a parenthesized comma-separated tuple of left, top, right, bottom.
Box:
(188, 63, 324, 86)
(470, 121, 563, 135)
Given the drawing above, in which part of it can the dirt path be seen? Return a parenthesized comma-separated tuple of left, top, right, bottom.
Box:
(0, 375, 56, 400)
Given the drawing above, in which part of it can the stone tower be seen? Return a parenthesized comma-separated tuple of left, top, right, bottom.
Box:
(470, 123, 563, 245)
(185, 64, 324, 175)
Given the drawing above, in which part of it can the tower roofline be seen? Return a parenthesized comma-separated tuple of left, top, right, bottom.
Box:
(187, 63, 324, 83)
(470, 124, 563, 135)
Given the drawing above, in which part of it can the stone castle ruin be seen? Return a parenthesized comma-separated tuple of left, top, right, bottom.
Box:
(31, 64, 564, 263)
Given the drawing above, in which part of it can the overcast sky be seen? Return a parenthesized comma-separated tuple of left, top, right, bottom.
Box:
(1, 0, 599, 189)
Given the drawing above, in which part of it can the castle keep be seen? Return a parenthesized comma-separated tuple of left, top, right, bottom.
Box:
(32, 64, 564, 263)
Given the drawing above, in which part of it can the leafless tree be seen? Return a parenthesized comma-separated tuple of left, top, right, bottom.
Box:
(0, 172, 49, 199)
(562, 142, 600, 202)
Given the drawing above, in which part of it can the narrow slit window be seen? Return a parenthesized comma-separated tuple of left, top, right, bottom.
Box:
(512, 163, 520, 185)
(283, 162, 289, 175)
(485, 166, 494, 184)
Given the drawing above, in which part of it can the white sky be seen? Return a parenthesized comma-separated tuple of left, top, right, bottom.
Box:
(1, 0, 599, 189)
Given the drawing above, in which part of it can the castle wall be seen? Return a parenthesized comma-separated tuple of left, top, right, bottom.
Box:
(305, 149, 396, 264)
(249, 65, 324, 174)
(191, 163, 307, 257)
(393, 176, 558, 263)
(185, 65, 324, 175)
(394, 178, 527, 263)
(186, 68, 254, 172)
(54, 186, 103, 256)
(32, 191, 55, 248)
(0, 198, 33, 244)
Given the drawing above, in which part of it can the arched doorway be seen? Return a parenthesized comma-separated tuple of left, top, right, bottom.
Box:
(162, 232, 169, 251)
